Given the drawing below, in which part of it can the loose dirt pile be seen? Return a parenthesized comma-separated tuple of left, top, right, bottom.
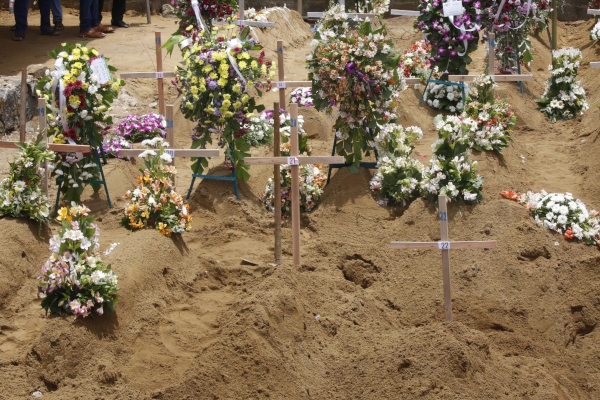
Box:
(1, 9, 600, 400)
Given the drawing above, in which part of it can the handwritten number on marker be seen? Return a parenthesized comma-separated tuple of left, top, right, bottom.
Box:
(38, 108, 45, 116)
(438, 241, 450, 250)
(276, 81, 286, 89)
(156, 72, 164, 78)
(290, 118, 297, 128)
(166, 120, 174, 129)
(165, 150, 175, 158)
(439, 211, 447, 221)
(287, 156, 299, 165)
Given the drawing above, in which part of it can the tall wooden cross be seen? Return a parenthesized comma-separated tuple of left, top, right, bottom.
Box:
(448, 33, 533, 94)
(390, 195, 496, 321)
(118, 105, 220, 186)
(120, 32, 175, 117)
(245, 103, 344, 266)
(0, 98, 93, 194)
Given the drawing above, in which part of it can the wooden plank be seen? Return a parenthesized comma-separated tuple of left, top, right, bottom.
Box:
(439, 196, 452, 322)
(118, 149, 220, 157)
(212, 19, 275, 27)
(588, 9, 600, 15)
(290, 103, 301, 266)
(590, 61, 600, 68)
(404, 78, 421, 84)
(156, 32, 165, 116)
(245, 156, 344, 165)
(390, 9, 419, 16)
(448, 74, 533, 82)
(390, 240, 497, 250)
(38, 99, 48, 193)
(306, 12, 376, 18)
(273, 102, 282, 265)
(120, 72, 176, 79)
(275, 81, 312, 89)
(19, 68, 27, 142)
(48, 144, 91, 152)
(0, 141, 19, 149)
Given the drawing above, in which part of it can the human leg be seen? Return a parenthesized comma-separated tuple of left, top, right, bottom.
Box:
(39, 0, 57, 34)
(13, 0, 28, 36)
(50, 0, 63, 25)
(111, 0, 128, 27)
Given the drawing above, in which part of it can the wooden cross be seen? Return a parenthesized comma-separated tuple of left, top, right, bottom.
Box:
(245, 103, 344, 266)
(390, 195, 496, 321)
(212, 0, 275, 28)
(0, 98, 92, 194)
(117, 105, 220, 186)
(448, 33, 533, 92)
(120, 32, 175, 117)
(390, 9, 419, 16)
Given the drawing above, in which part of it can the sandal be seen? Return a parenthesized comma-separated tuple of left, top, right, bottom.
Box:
(79, 28, 105, 38)
(12, 33, 24, 41)
(41, 29, 60, 36)
(97, 23, 115, 33)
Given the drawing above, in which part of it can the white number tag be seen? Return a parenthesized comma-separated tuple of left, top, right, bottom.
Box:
(276, 81, 286, 89)
(165, 149, 175, 158)
(443, 0, 464, 17)
(156, 72, 164, 78)
(287, 156, 299, 165)
(438, 241, 451, 250)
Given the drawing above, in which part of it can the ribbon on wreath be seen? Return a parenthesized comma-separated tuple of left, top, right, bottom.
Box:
(190, 0, 207, 32)
(448, 14, 481, 57)
(51, 57, 68, 133)
(226, 38, 247, 85)
(345, 62, 374, 97)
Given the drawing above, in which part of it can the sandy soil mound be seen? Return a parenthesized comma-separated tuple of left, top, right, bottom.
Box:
(1, 9, 600, 400)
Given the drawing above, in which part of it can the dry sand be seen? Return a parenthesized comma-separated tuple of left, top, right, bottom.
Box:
(0, 8, 600, 400)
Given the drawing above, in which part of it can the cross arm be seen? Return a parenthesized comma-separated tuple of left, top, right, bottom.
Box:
(275, 81, 312, 89)
(588, 9, 600, 15)
(448, 74, 533, 82)
(403, 78, 422, 84)
(306, 12, 377, 18)
(245, 155, 345, 165)
(0, 141, 92, 152)
(117, 149, 220, 157)
(120, 72, 176, 79)
(391, 240, 497, 250)
(390, 10, 420, 16)
(212, 19, 275, 28)
(590, 62, 600, 68)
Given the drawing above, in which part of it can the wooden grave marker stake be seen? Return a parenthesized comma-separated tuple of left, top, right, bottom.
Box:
(448, 33, 533, 93)
(120, 32, 175, 117)
(0, 98, 93, 194)
(390, 195, 496, 321)
(118, 105, 220, 186)
(245, 103, 344, 266)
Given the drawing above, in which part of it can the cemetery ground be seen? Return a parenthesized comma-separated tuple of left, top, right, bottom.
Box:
(1, 8, 600, 399)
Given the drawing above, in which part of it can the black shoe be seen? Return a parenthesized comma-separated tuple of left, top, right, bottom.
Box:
(54, 22, 64, 31)
(111, 20, 129, 28)
(41, 29, 60, 36)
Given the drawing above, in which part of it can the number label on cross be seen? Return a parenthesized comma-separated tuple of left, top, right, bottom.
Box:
(276, 81, 286, 89)
(38, 107, 45, 116)
(287, 156, 299, 165)
(166, 119, 174, 129)
(165, 149, 175, 158)
(438, 241, 451, 250)
(156, 72, 164, 79)
(439, 211, 447, 221)
(155, 37, 161, 45)
(290, 118, 297, 128)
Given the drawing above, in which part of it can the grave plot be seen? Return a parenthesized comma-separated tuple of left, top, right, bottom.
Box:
(0, 7, 599, 400)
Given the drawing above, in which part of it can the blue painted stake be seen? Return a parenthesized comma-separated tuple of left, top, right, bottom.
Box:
(326, 130, 379, 184)
(187, 147, 239, 201)
(419, 69, 466, 108)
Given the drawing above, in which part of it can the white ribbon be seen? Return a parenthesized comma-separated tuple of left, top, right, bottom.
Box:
(66, 137, 83, 159)
(449, 15, 480, 57)
(226, 38, 247, 85)
(180, 37, 192, 48)
(51, 58, 68, 132)
(190, 0, 207, 32)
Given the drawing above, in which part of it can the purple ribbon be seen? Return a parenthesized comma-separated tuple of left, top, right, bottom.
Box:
(345, 62, 373, 97)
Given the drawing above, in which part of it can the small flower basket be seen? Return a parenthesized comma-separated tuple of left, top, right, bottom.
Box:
(37, 203, 119, 318)
(121, 137, 191, 236)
